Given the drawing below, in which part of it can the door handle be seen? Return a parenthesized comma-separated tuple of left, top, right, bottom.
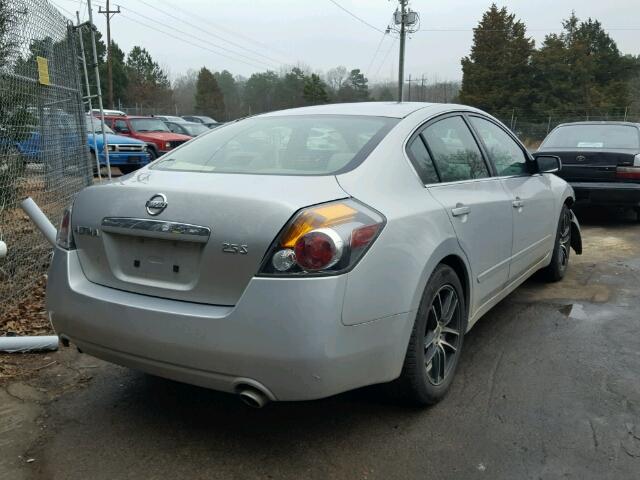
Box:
(512, 198, 524, 209)
(451, 204, 470, 217)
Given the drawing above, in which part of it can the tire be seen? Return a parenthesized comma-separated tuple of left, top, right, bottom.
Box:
(147, 147, 158, 160)
(396, 264, 467, 406)
(543, 204, 572, 282)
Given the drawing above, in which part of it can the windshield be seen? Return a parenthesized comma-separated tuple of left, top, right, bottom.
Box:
(86, 118, 114, 134)
(198, 116, 217, 123)
(542, 124, 640, 149)
(130, 118, 170, 132)
(152, 115, 398, 175)
(183, 123, 209, 136)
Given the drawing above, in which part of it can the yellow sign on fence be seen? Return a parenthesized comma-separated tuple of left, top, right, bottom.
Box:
(36, 56, 50, 85)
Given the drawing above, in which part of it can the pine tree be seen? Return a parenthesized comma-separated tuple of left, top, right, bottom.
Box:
(195, 67, 225, 121)
(460, 4, 535, 115)
(303, 74, 329, 105)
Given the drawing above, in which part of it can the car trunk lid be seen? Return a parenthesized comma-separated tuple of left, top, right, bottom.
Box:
(540, 148, 639, 182)
(72, 170, 348, 305)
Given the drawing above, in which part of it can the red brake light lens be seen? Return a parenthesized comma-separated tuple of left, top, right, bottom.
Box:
(260, 199, 385, 276)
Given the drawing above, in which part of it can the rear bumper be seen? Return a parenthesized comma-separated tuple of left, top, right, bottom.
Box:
(46, 250, 412, 401)
(569, 181, 640, 207)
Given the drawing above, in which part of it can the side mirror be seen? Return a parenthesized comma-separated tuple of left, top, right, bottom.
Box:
(534, 154, 562, 173)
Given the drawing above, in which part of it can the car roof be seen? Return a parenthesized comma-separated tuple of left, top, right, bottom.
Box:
(260, 102, 452, 119)
(556, 121, 640, 128)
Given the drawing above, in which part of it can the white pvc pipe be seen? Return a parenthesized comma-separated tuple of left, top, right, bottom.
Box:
(0, 336, 59, 353)
(20, 197, 57, 247)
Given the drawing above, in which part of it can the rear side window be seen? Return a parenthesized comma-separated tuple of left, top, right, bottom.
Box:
(407, 136, 439, 184)
(422, 116, 489, 182)
(469, 116, 528, 176)
(542, 124, 640, 149)
(152, 115, 398, 175)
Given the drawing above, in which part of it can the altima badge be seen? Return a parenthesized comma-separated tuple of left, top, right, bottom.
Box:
(146, 193, 168, 216)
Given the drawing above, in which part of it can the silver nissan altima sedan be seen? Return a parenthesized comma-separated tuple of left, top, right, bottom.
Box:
(47, 102, 582, 407)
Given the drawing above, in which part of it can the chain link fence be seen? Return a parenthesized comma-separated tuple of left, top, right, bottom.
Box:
(0, 0, 92, 320)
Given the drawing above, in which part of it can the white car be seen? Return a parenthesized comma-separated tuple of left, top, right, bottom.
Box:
(47, 102, 582, 407)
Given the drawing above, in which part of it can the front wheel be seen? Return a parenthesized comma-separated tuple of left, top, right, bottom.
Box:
(543, 204, 572, 282)
(396, 264, 466, 406)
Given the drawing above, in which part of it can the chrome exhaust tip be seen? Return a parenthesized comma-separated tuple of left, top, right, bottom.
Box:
(237, 387, 269, 408)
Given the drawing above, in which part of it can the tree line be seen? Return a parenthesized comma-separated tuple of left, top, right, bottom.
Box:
(460, 4, 640, 119)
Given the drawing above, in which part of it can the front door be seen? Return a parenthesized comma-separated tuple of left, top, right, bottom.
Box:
(467, 115, 555, 281)
(418, 115, 514, 315)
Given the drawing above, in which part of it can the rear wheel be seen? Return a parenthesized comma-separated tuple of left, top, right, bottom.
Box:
(543, 204, 572, 282)
(396, 264, 466, 405)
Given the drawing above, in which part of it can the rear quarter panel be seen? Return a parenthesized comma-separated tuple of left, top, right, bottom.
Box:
(337, 108, 472, 327)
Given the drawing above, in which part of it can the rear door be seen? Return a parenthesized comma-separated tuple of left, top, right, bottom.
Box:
(415, 115, 513, 311)
(468, 115, 555, 281)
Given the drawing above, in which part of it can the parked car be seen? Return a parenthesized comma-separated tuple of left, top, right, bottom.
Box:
(86, 116, 150, 174)
(90, 108, 127, 117)
(164, 121, 210, 138)
(98, 114, 191, 159)
(537, 121, 640, 218)
(154, 115, 185, 123)
(48, 102, 582, 407)
(181, 115, 220, 129)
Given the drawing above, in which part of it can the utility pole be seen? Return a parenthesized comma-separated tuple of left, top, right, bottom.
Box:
(99, 0, 120, 109)
(420, 74, 425, 101)
(405, 75, 421, 102)
(397, 0, 407, 102)
(394, 0, 418, 102)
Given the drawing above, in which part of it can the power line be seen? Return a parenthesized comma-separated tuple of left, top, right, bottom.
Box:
(69, 0, 280, 70)
(135, 0, 291, 66)
(373, 36, 397, 79)
(116, 5, 279, 70)
(117, 13, 274, 71)
(158, 0, 288, 60)
(365, 28, 389, 79)
(326, 0, 386, 34)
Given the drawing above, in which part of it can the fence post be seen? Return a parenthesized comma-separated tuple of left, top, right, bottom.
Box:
(624, 106, 628, 122)
(547, 115, 552, 134)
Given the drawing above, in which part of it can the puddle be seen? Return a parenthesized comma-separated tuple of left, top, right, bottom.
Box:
(558, 303, 588, 320)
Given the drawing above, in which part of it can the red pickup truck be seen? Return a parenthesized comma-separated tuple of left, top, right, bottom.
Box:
(100, 114, 192, 159)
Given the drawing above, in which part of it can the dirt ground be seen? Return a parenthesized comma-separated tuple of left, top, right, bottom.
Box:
(0, 205, 639, 480)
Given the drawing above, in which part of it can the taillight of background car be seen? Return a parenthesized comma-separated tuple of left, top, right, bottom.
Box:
(616, 154, 640, 180)
(259, 199, 385, 276)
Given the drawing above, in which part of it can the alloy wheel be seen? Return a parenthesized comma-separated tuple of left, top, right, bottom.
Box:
(558, 209, 572, 268)
(424, 284, 462, 386)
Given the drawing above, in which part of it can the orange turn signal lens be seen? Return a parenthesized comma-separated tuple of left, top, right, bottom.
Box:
(280, 203, 357, 247)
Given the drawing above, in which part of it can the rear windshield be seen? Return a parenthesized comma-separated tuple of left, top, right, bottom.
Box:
(151, 115, 398, 175)
(542, 124, 640, 149)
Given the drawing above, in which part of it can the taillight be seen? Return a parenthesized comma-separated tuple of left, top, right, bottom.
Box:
(56, 207, 75, 250)
(616, 154, 640, 180)
(259, 199, 385, 276)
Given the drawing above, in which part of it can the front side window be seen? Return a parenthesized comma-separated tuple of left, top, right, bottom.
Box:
(152, 115, 398, 175)
(469, 116, 528, 176)
(422, 116, 489, 182)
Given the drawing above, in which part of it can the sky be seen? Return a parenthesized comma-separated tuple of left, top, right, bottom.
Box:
(54, 0, 640, 84)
